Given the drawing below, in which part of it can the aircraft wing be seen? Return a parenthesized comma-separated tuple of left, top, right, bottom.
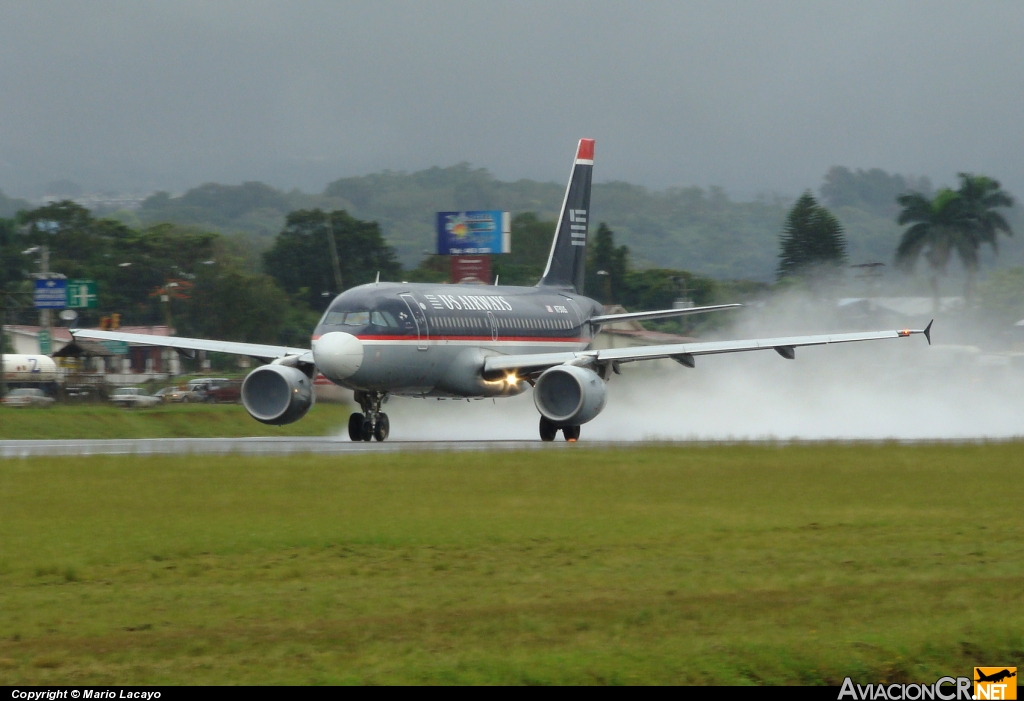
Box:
(484, 322, 933, 375)
(70, 329, 313, 363)
(589, 303, 741, 324)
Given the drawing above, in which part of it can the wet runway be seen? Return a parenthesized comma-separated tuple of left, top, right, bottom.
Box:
(0, 435, 1006, 458)
(0, 437, 582, 458)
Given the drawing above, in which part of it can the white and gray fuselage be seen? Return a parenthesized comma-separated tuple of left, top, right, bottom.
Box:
(312, 281, 603, 398)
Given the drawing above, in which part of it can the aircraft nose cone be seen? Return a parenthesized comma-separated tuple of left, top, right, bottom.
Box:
(313, 332, 363, 380)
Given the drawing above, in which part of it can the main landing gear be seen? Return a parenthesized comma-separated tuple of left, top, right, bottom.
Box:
(539, 416, 581, 442)
(349, 391, 390, 442)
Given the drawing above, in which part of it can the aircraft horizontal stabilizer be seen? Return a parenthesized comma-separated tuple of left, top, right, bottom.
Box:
(71, 329, 311, 363)
(590, 303, 742, 324)
(483, 325, 933, 376)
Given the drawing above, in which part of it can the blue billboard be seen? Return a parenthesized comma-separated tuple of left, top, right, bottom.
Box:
(33, 278, 67, 309)
(436, 211, 511, 255)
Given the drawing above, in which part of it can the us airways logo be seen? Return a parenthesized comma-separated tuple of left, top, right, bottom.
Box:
(568, 209, 587, 246)
(976, 668, 1017, 700)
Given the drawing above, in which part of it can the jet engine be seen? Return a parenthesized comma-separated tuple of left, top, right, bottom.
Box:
(533, 364, 607, 426)
(241, 364, 315, 425)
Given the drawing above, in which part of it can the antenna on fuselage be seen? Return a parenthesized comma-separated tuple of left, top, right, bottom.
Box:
(375, 271, 380, 285)
(494, 275, 499, 285)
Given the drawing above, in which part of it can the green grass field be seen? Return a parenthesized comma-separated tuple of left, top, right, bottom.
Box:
(0, 444, 1021, 685)
(0, 402, 350, 439)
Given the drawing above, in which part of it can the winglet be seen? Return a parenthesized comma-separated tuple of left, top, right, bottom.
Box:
(924, 319, 933, 345)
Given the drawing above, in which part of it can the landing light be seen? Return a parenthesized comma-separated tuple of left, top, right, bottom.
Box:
(506, 373, 519, 385)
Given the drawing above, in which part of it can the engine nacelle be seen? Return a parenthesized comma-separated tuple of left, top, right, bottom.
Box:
(533, 364, 607, 426)
(241, 364, 315, 425)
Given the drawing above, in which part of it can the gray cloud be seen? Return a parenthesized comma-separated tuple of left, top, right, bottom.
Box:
(1, 1, 1022, 197)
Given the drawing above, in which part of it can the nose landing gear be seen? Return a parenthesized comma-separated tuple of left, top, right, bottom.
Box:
(349, 391, 390, 442)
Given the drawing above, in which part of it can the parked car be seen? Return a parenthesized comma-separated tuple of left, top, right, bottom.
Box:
(109, 387, 161, 409)
(203, 378, 242, 404)
(65, 386, 98, 402)
(186, 377, 240, 403)
(154, 386, 191, 403)
(187, 378, 230, 392)
(1, 388, 56, 408)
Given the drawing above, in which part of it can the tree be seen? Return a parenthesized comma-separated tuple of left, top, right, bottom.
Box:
(138, 182, 295, 236)
(895, 175, 1013, 304)
(0, 217, 23, 291)
(621, 268, 716, 312)
(263, 209, 401, 312)
(585, 223, 629, 303)
(11, 203, 233, 327)
(491, 213, 554, 286)
(894, 189, 971, 308)
(776, 191, 847, 281)
(820, 166, 931, 217)
(184, 265, 291, 344)
(956, 173, 1014, 296)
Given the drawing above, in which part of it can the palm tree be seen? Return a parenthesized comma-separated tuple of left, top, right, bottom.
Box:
(894, 188, 974, 311)
(896, 176, 1015, 309)
(955, 173, 1014, 296)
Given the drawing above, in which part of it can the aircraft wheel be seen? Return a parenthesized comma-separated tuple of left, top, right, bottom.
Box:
(539, 416, 558, 442)
(348, 412, 364, 441)
(361, 419, 373, 442)
(374, 413, 390, 442)
(563, 425, 581, 442)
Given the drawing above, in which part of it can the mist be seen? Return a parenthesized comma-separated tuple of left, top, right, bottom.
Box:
(379, 295, 1024, 441)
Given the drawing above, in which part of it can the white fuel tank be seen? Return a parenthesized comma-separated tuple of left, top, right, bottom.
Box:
(1, 355, 59, 382)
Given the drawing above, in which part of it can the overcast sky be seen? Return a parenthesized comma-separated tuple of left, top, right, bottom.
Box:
(1, 1, 1022, 198)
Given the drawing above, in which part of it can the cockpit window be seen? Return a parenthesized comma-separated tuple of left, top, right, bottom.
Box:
(322, 310, 347, 325)
(321, 308, 398, 328)
(371, 310, 397, 328)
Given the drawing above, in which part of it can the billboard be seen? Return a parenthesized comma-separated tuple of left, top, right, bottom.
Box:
(436, 211, 511, 255)
(450, 256, 491, 285)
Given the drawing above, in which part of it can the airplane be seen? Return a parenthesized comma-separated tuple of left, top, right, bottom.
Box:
(975, 669, 1016, 684)
(72, 139, 933, 442)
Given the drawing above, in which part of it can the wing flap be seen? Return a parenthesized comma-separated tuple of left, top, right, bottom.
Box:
(590, 303, 741, 324)
(483, 326, 928, 375)
(70, 329, 309, 361)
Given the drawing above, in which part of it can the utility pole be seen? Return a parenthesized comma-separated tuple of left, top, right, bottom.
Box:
(39, 245, 51, 330)
(0, 303, 6, 400)
(325, 213, 343, 293)
(596, 270, 611, 305)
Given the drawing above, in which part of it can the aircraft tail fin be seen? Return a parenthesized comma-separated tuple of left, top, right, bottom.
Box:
(539, 138, 594, 293)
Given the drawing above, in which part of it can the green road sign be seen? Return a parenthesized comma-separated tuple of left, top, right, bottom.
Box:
(38, 329, 51, 355)
(66, 279, 98, 309)
(101, 340, 129, 355)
